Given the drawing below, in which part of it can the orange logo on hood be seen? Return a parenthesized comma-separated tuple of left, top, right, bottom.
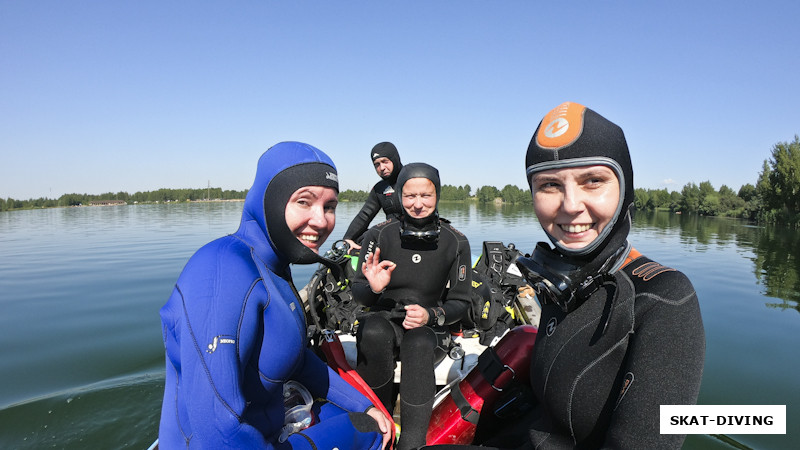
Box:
(536, 102, 586, 149)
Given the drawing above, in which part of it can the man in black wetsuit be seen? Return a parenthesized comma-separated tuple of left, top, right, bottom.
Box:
(352, 162, 472, 450)
(343, 141, 405, 250)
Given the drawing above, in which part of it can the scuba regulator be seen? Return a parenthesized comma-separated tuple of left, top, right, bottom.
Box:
(515, 242, 624, 314)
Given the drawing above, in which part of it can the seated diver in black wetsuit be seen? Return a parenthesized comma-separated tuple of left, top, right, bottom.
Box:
(352, 163, 472, 450)
(423, 102, 705, 450)
(344, 141, 405, 251)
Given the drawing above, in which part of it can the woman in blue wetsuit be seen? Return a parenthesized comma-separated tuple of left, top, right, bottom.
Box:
(424, 102, 705, 449)
(158, 142, 391, 449)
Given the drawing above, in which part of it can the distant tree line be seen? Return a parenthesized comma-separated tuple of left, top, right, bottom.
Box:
(632, 136, 800, 226)
(343, 184, 531, 204)
(3, 136, 799, 226)
(473, 184, 531, 204)
(338, 184, 475, 203)
(338, 189, 369, 202)
(0, 187, 249, 211)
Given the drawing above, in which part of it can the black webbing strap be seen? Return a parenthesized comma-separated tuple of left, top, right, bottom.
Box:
(450, 382, 480, 425)
(477, 346, 506, 386)
(449, 346, 510, 425)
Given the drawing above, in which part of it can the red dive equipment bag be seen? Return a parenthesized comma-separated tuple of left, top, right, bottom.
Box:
(426, 325, 538, 445)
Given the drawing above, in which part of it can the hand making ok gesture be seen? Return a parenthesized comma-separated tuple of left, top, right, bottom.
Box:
(361, 247, 396, 294)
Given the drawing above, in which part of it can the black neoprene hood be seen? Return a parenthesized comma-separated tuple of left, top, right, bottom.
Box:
(525, 102, 634, 261)
(395, 162, 441, 230)
(264, 161, 339, 264)
(396, 163, 441, 207)
(370, 141, 403, 183)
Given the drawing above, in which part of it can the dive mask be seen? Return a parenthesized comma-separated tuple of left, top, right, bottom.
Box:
(400, 226, 440, 243)
(515, 242, 621, 313)
(400, 212, 441, 243)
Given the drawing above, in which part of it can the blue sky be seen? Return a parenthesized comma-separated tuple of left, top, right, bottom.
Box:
(2, 1, 798, 200)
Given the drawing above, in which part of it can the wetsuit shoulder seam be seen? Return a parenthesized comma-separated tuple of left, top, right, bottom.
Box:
(636, 290, 696, 306)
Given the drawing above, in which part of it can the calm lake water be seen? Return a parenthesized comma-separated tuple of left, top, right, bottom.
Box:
(0, 202, 798, 449)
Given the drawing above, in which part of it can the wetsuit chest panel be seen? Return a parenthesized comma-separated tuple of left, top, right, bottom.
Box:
(530, 275, 635, 443)
(257, 273, 307, 383)
(376, 225, 457, 308)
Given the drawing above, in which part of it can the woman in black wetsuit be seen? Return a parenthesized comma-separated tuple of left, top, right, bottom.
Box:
(343, 141, 405, 250)
(352, 163, 472, 450)
(425, 102, 705, 450)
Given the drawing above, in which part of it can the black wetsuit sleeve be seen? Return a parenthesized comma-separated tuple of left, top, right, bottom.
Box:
(604, 280, 705, 449)
(351, 227, 381, 306)
(439, 229, 472, 325)
(343, 188, 382, 241)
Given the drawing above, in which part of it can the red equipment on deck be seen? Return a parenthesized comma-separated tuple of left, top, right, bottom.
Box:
(318, 329, 397, 448)
(426, 325, 538, 445)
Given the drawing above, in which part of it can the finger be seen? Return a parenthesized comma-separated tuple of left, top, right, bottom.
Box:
(404, 304, 419, 316)
(382, 417, 391, 436)
(368, 410, 391, 449)
(377, 416, 388, 434)
(371, 409, 390, 434)
(384, 419, 393, 447)
(382, 429, 391, 450)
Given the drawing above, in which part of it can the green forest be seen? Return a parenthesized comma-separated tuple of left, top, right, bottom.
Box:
(3, 136, 800, 226)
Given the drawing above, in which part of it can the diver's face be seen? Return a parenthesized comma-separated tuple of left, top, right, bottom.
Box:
(373, 157, 394, 178)
(531, 165, 620, 250)
(285, 186, 338, 253)
(401, 178, 437, 219)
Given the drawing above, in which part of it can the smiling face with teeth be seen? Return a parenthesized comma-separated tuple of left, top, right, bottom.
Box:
(531, 165, 620, 250)
(284, 186, 338, 254)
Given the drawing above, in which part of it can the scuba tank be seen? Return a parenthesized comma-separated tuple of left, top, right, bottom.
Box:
(426, 325, 538, 445)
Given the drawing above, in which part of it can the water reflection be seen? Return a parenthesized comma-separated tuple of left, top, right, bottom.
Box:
(751, 225, 800, 311)
(633, 209, 745, 247)
(438, 202, 544, 256)
(633, 209, 800, 313)
(472, 201, 538, 225)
